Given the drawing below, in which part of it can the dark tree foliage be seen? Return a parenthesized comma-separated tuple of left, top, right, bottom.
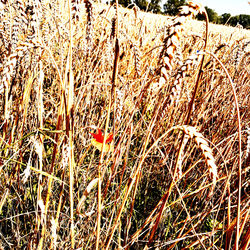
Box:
(220, 13, 231, 25)
(134, 0, 148, 11)
(148, 0, 162, 13)
(116, 0, 162, 13)
(113, 0, 132, 7)
(163, 0, 186, 16)
(219, 13, 250, 28)
(118, 0, 132, 7)
(197, 6, 220, 23)
(230, 15, 250, 28)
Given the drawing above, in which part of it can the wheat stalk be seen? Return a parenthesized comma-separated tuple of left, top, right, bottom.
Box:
(247, 127, 250, 159)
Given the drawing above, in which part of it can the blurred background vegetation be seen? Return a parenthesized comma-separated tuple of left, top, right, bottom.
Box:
(112, 0, 250, 28)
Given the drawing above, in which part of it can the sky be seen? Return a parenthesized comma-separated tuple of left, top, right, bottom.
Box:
(191, 0, 250, 16)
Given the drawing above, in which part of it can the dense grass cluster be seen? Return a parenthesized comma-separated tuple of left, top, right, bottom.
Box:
(0, 0, 249, 249)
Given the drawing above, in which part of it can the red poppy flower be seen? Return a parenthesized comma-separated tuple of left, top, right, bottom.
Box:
(90, 129, 114, 152)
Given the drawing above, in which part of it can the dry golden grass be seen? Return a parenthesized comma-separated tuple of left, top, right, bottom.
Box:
(0, 0, 249, 249)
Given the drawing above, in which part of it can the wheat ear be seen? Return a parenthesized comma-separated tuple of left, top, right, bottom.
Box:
(77, 178, 99, 215)
(159, 53, 201, 122)
(159, 1, 205, 71)
(155, 1, 206, 121)
(182, 125, 218, 191)
(84, 0, 93, 44)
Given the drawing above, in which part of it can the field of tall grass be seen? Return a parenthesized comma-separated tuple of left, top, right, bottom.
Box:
(0, 0, 249, 249)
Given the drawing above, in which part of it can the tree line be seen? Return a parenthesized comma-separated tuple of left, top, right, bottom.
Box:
(113, 0, 250, 29)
